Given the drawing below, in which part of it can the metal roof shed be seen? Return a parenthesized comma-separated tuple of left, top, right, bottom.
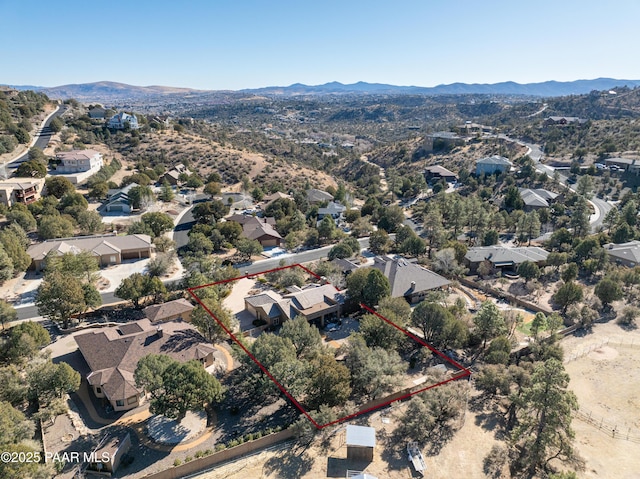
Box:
(346, 425, 376, 462)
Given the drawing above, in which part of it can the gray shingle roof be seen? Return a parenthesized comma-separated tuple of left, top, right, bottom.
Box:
(476, 155, 512, 166)
(372, 255, 450, 298)
(604, 241, 640, 264)
(465, 246, 549, 266)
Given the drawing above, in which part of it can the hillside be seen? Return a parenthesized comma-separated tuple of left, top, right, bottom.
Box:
(0, 88, 52, 157)
(59, 108, 337, 192)
(9, 78, 640, 105)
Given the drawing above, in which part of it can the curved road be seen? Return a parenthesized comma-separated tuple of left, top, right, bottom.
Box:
(4, 104, 67, 172)
(504, 135, 613, 233)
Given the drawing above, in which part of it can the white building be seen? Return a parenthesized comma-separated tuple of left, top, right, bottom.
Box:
(56, 149, 103, 173)
(108, 112, 139, 130)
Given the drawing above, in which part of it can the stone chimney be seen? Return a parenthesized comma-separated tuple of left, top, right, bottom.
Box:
(156, 326, 163, 338)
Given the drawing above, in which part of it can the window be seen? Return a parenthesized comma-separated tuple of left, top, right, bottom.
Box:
(109, 255, 117, 263)
(127, 396, 138, 405)
(96, 387, 101, 394)
(273, 317, 280, 326)
(116, 400, 124, 407)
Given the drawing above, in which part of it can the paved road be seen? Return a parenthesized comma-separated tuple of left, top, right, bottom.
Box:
(16, 238, 373, 320)
(5, 105, 67, 171)
(173, 205, 196, 250)
(240, 237, 371, 275)
(505, 135, 613, 233)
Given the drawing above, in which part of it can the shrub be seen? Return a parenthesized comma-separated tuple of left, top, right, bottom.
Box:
(194, 450, 204, 458)
(215, 444, 226, 452)
(173, 459, 182, 467)
(184, 456, 192, 463)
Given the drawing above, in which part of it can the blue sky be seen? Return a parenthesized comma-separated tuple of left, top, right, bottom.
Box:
(2, 0, 640, 90)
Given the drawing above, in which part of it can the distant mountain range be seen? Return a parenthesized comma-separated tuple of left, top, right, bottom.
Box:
(5, 78, 640, 102)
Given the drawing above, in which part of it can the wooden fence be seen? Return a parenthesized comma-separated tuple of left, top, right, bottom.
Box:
(564, 336, 640, 363)
(574, 409, 640, 443)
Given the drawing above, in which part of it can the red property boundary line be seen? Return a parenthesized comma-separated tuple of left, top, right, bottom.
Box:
(187, 264, 472, 429)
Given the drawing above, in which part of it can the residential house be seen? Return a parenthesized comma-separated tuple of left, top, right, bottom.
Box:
(372, 255, 450, 304)
(518, 188, 559, 210)
(464, 245, 549, 274)
(604, 241, 640, 268)
(423, 131, 466, 152)
(27, 233, 153, 271)
(88, 107, 107, 120)
(604, 157, 640, 174)
(55, 149, 104, 174)
(86, 432, 131, 475)
(227, 213, 276, 227)
(0, 178, 44, 207)
(317, 201, 346, 221)
(307, 188, 334, 204)
(144, 298, 195, 323)
(103, 183, 138, 214)
(108, 112, 139, 130)
(475, 155, 513, 176)
(160, 163, 188, 186)
(244, 283, 344, 328)
(74, 319, 216, 411)
(424, 165, 458, 183)
(262, 191, 293, 207)
(243, 219, 282, 247)
(545, 116, 588, 126)
(331, 257, 361, 275)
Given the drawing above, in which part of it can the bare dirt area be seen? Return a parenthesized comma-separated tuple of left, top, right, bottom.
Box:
(562, 320, 640, 479)
(192, 393, 502, 479)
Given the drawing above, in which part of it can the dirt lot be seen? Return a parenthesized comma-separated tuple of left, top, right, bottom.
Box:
(562, 320, 640, 479)
(192, 390, 502, 479)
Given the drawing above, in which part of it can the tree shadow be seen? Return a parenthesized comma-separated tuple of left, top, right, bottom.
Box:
(263, 444, 314, 479)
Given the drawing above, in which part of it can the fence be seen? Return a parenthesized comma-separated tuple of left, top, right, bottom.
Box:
(456, 277, 553, 315)
(140, 428, 295, 479)
(574, 408, 640, 444)
(564, 336, 640, 363)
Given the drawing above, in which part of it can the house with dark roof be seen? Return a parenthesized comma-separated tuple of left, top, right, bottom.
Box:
(244, 283, 343, 328)
(604, 241, 640, 268)
(144, 298, 195, 323)
(424, 165, 458, 183)
(239, 217, 282, 247)
(423, 131, 467, 152)
(88, 107, 107, 120)
(476, 156, 513, 175)
(464, 245, 549, 274)
(372, 255, 450, 304)
(160, 163, 188, 186)
(27, 234, 153, 271)
(74, 319, 216, 411)
(103, 182, 138, 214)
(545, 116, 588, 126)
